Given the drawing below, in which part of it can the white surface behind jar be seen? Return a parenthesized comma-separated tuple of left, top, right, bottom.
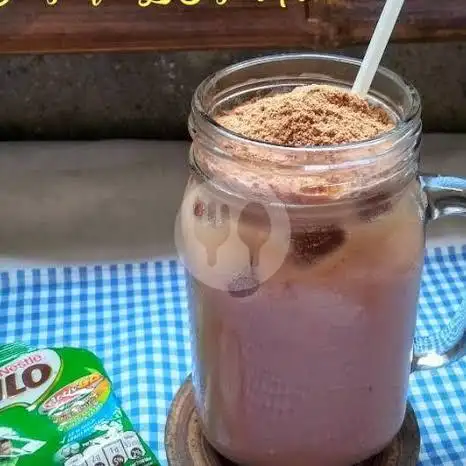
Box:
(0, 135, 464, 267)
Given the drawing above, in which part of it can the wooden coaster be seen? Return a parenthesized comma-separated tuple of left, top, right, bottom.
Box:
(165, 376, 420, 466)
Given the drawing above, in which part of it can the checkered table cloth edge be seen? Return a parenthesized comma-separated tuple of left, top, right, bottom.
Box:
(1, 245, 465, 466)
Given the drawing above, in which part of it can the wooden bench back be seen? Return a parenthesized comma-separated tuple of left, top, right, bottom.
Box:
(0, 0, 465, 54)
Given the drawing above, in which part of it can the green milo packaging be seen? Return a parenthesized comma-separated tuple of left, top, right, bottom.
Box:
(0, 343, 160, 466)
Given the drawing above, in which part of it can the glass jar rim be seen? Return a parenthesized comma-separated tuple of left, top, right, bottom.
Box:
(191, 52, 421, 157)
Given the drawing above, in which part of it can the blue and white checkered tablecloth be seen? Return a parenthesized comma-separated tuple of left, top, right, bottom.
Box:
(1, 245, 465, 466)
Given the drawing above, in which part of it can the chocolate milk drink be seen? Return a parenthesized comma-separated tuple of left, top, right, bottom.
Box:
(177, 55, 427, 466)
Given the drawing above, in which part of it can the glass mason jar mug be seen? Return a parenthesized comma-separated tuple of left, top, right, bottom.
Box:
(175, 54, 466, 466)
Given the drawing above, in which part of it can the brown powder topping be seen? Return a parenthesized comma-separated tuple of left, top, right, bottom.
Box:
(216, 84, 394, 146)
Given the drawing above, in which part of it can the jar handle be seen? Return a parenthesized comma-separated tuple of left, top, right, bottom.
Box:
(411, 174, 466, 372)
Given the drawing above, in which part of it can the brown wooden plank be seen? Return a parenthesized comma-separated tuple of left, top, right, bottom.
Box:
(0, 0, 464, 54)
(306, 0, 466, 47)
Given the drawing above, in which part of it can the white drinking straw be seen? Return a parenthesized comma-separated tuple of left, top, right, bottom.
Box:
(352, 0, 406, 97)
